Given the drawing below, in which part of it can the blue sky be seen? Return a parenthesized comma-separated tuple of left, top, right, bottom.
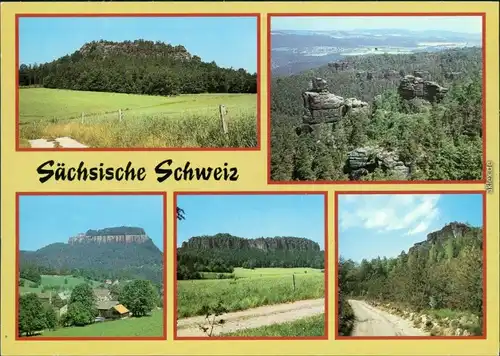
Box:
(19, 16, 257, 73)
(177, 194, 325, 249)
(338, 193, 483, 262)
(19, 195, 164, 251)
(272, 16, 482, 34)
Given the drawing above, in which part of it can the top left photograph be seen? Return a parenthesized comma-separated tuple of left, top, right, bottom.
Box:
(16, 14, 260, 151)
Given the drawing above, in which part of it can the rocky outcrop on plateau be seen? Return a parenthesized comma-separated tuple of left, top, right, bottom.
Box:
(398, 75, 448, 103)
(181, 234, 321, 252)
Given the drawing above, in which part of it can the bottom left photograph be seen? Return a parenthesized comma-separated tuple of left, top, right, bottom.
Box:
(16, 192, 166, 340)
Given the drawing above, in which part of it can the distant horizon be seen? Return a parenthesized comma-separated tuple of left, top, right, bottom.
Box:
(177, 194, 325, 249)
(338, 194, 483, 262)
(19, 16, 257, 73)
(272, 28, 480, 36)
(271, 16, 482, 34)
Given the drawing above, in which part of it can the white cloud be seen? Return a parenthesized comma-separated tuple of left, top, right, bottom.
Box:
(338, 194, 441, 236)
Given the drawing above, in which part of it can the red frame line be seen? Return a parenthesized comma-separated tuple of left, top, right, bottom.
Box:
(15, 191, 168, 341)
(173, 191, 329, 340)
(333, 190, 487, 340)
(266, 12, 487, 185)
(14, 13, 261, 152)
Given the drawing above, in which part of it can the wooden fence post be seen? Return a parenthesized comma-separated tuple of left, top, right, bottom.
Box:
(219, 105, 228, 134)
(292, 274, 296, 292)
(119, 109, 123, 122)
(81, 112, 84, 124)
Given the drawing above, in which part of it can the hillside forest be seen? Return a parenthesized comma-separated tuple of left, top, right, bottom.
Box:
(177, 234, 325, 280)
(338, 222, 483, 336)
(270, 48, 483, 181)
(18, 40, 257, 96)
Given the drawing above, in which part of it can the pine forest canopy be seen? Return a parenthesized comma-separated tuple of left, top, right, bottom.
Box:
(18, 39, 257, 96)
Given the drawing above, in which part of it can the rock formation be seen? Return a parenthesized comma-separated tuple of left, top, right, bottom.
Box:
(398, 75, 448, 103)
(68, 226, 150, 244)
(413, 70, 430, 79)
(297, 77, 369, 136)
(408, 222, 482, 254)
(344, 146, 410, 180)
(180, 234, 321, 252)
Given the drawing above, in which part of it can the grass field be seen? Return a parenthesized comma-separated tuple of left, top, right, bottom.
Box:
(222, 314, 325, 337)
(19, 88, 257, 148)
(177, 268, 324, 318)
(200, 267, 322, 280)
(35, 309, 163, 337)
(19, 275, 100, 294)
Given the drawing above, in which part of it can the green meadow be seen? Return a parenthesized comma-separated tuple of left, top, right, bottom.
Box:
(223, 314, 325, 337)
(177, 268, 324, 318)
(19, 88, 257, 148)
(35, 309, 164, 337)
(19, 275, 100, 294)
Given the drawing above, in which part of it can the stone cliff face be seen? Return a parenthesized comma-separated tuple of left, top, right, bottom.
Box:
(68, 226, 150, 245)
(408, 222, 481, 253)
(398, 75, 448, 102)
(181, 234, 321, 252)
(426, 222, 476, 244)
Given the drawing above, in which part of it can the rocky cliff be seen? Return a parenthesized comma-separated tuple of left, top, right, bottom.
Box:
(398, 75, 448, 102)
(297, 77, 369, 136)
(408, 222, 482, 253)
(79, 40, 192, 62)
(181, 233, 321, 252)
(68, 226, 150, 245)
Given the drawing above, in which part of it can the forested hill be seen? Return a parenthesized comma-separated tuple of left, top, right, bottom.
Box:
(177, 234, 325, 279)
(19, 227, 163, 283)
(18, 39, 257, 95)
(338, 222, 483, 330)
(271, 47, 483, 182)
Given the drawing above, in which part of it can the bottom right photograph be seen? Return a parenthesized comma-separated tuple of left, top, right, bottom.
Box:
(336, 191, 485, 339)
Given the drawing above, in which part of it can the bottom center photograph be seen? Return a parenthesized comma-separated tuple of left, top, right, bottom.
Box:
(174, 192, 328, 340)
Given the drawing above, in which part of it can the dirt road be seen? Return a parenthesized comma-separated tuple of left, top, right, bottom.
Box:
(29, 137, 88, 148)
(176, 298, 324, 337)
(348, 300, 429, 336)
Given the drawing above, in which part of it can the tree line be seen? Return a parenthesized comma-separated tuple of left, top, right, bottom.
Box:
(18, 280, 159, 336)
(338, 222, 483, 335)
(271, 47, 483, 181)
(19, 39, 257, 96)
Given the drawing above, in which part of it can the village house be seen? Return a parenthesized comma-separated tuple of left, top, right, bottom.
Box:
(37, 291, 53, 305)
(55, 304, 68, 317)
(93, 288, 112, 302)
(96, 300, 130, 320)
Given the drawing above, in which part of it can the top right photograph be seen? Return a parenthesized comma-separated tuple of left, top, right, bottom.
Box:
(269, 14, 484, 183)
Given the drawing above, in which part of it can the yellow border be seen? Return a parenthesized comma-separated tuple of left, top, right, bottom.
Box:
(1, 2, 499, 356)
